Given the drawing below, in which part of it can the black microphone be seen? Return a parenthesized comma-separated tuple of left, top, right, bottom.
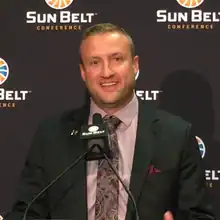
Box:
(92, 112, 103, 124)
(22, 113, 104, 220)
(22, 113, 139, 220)
(82, 113, 140, 220)
(80, 113, 112, 161)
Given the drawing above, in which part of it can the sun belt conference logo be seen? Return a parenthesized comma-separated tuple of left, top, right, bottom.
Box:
(26, 0, 97, 31)
(45, 0, 74, 10)
(0, 58, 9, 86)
(0, 58, 31, 108)
(195, 136, 220, 187)
(156, 0, 220, 30)
(88, 126, 99, 132)
(176, 0, 204, 9)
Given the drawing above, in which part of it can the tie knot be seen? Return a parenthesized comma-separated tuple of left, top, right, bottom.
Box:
(103, 115, 121, 132)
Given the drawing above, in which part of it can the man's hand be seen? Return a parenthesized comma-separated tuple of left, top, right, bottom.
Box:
(164, 211, 173, 220)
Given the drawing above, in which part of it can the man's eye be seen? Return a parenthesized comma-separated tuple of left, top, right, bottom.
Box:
(91, 60, 99, 65)
(114, 57, 122, 61)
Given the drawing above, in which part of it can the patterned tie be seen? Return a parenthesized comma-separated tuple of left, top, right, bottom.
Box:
(95, 115, 121, 220)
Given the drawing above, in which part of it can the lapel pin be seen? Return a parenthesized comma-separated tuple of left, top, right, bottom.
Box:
(71, 129, 79, 135)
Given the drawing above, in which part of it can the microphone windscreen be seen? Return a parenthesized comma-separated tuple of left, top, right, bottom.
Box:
(92, 113, 103, 124)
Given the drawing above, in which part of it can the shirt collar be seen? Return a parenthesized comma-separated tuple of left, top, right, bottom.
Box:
(89, 92, 138, 128)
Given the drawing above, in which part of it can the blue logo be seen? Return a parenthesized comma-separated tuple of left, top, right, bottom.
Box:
(0, 58, 9, 86)
(196, 136, 206, 158)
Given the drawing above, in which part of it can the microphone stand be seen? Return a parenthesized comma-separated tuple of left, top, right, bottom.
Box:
(23, 144, 140, 220)
(103, 153, 140, 220)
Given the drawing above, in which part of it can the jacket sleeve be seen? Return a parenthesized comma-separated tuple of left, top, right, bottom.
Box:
(175, 125, 216, 220)
(4, 121, 50, 220)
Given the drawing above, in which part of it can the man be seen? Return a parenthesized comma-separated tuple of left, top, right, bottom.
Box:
(4, 23, 215, 220)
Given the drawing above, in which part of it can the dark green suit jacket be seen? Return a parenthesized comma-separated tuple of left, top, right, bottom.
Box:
(4, 100, 215, 220)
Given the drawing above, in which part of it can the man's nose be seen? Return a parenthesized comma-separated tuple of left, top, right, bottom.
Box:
(101, 62, 114, 77)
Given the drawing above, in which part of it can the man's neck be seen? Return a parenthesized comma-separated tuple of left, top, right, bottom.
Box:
(93, 93, 135, 115)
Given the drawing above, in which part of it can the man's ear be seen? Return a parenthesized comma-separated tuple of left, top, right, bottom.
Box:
(79, 63, 85, 81)
(133, 55, 139, 74)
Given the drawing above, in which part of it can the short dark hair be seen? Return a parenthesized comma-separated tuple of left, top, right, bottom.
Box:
(79, 23, 135, 64)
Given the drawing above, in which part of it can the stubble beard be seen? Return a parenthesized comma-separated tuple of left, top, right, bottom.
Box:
(89, 84, 135, 111)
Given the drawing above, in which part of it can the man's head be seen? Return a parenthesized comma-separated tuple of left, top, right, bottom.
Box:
(79, 23, 139, 112)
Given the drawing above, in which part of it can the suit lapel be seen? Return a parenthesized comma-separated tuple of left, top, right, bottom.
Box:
(126, 100, 158, 220)
(61, 105, 90, 220)
(61, 100, 159, 220)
